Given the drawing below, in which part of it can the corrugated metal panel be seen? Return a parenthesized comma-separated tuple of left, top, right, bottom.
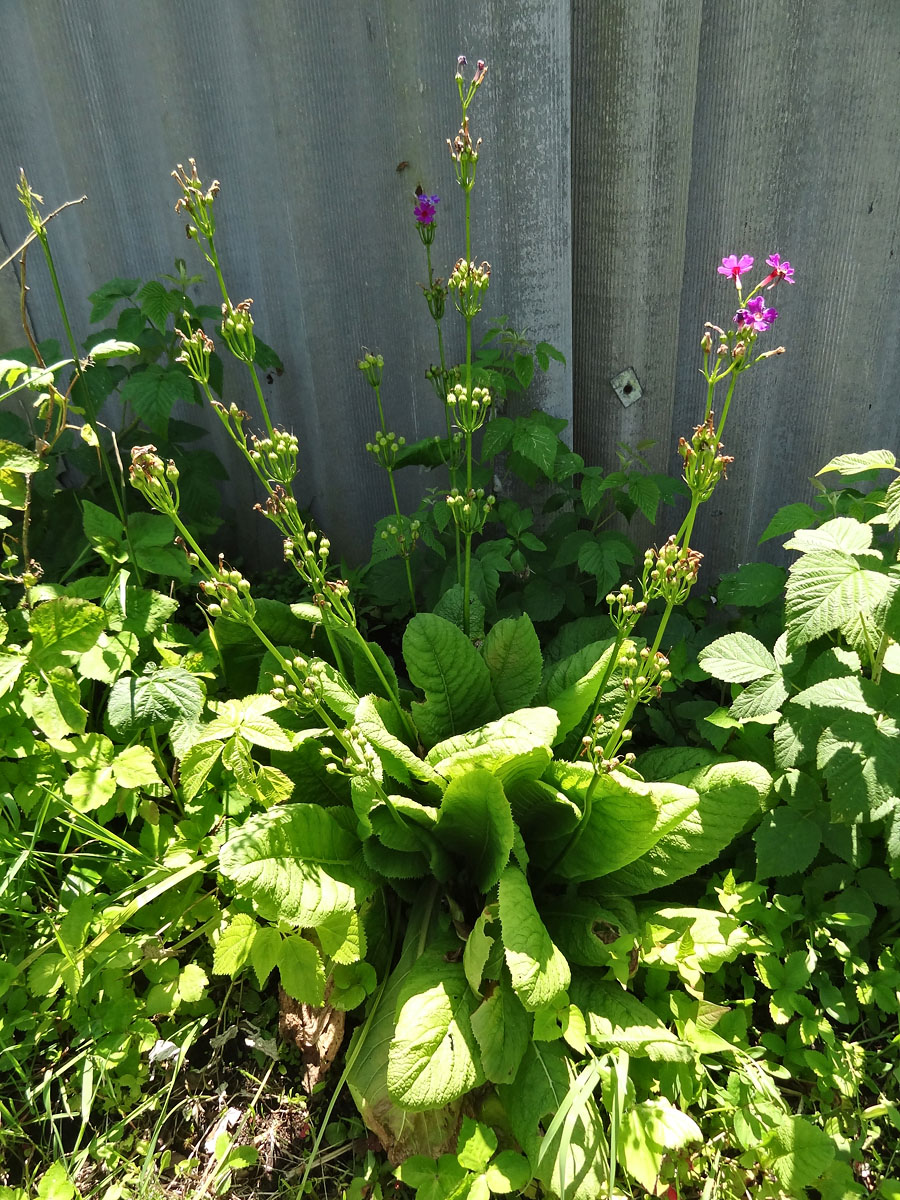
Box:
(0, 0, 897, 579)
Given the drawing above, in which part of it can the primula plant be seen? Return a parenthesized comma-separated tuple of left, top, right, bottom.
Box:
(1, 52, 899, 1200)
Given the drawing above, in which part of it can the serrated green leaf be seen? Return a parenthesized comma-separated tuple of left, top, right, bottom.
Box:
(785, 549, 893, 651)
(784, 516, 874, 554)
(218, 805, 368, 926)
(522, 576, 565, 622)
(545, 641, 618, 742)
(619, 1100, 702, 1192)
(512, 421, 557, 476)
(754, 807, 822, 878)
(278, 935, 325, 1005)
(698, 633, 777, 682)
(817, 449, 896, 476)
(250, 926, 281, 987)
(354, 695, 441, 786)
(179, 740, 224, 801)
(0, 439, 45, 474)
(387, 953, 484, 1109)
(107, 667, 205, 734)
(885, 476, 900, 531)
(88, 277, 141, 321)
(570, 975, 691, 1062)
(177, 962, 208, 1003)
(498, 866, 569, 1011)
(626, 475, 660, 523)
(600, 761, 770, 895)
(435, 769, 514, 892)
(29, 598, 106, 664)
(482, 615, 542, 713)
(111, 745, 162, 788)
(758, 501, 820, 543)
(763, 1114, 835, 1190)
(480, 416, 514, 460)
(137, 280, 175, 332)
(120, 364, 192, 436)
(731, 672, 789, 719)
(403, 613, 499, 749)
(213, 912, 257, 976)
(200, 694, 293, 751)
(717, 561, 786, 607)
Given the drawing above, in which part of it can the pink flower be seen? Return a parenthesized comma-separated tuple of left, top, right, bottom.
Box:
(718, 254, 754, 281)
(760, 253, 796, 288)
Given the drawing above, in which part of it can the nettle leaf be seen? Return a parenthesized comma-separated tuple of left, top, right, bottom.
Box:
(482, 615, 542, 713)
(470, 974, 531, 1084)
(784, 516, 874, 555)
(512, 421, 558, 476)
(570, 974, 691, 1062)
(107, 667, 205, 735)
(218, 805, 369, 926)
(403, 613, 499, 749)
(600, 761, 770, 896)
(698, 633, 777, 683)
(278, 935, 325, 1005)
(534, 763, 698, 883)
(427, 707, 558, 789)
(758, 501, 819, 543)
(817, 449, 896, 476)
(120, 365, 193, 436)
(785, 549, 894, 651)
(498, 866, 570, 1011)
(754, 807, 822, 878)
(619, 1100, 702, 1193)
(213, 912, 257, 977)
(29, 598, 106, 665)
(717, 562, 786, 607)
(500, 1042, 608, 1200)
(435, 769, 515, 892)
(762, 1114, 835, 1192)
(387, 953, 484, 1110)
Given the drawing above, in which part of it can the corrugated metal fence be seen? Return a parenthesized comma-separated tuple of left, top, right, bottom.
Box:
(1, 0, 897, 575)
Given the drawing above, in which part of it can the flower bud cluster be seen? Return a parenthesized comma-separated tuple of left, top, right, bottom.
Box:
(678, 413, 735, 503)
(421, 278, 447, 321)
(270, 655, 326, 711)
(381, 515, 421, 560)
(366, 429, 406, 470)
(580, 713, 636, 774)
(320, 723, 381, 779)
(220, 299, 255, 364)
(200, 558, 256, 625)
(250, 428, 300, 486)
(641, 536, 703, 605)
(448, 259, 491, 319)
(619, 644, 672, 704)
(172, 159, 219, 241)
(283, 522, 331, 572)
(604, 582, 648, 636)
(129, 444, 180, 516)
(446, 382, 492, 434)
(175, 326, 214, 384)
(447, 486, 495, 535)
(449, 57, 487, 191)
(357, 352, 384, 389)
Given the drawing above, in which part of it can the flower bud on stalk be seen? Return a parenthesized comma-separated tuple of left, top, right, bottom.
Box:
(172, 158, 220, 241)
(175, 326, 214, 384)
(220, 299, 256, 364)
(129, 444, 180, 517)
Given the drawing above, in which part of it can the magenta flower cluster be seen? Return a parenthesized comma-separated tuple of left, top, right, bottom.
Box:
(414, 193, 440, 226)
(717, 252, 795, 334)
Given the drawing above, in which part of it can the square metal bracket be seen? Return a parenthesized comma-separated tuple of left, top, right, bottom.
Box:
(610, 367, 643, 408)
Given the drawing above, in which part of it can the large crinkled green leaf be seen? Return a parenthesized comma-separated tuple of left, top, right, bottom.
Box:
(387, 952, 484, 1110)
(426, 707, 558, 788)
(541, 641, 618, 742)
(403, 613, 499, 749)
(347, 906, 464, 1161)
(541, 895, 639, 969)
(531, 763, 698, 883)
(504, 776, 581, 838)
(28, 598, 106, 666)
(499, 1042, 608, 1200)
(435, 769, 514, 892)
(482, 615, 542, 713)
(816, 449, 896, 476)
(785, 548, 894, 651)
(814, 711, 900, 823)
(218, 805, 369, 926)
(498, 865, 569, 1011)
(599, 761, 770, 896)
(354, 695, 441, 787)
(762, 1114, 836, 1191)
(783, 516, 874, 555)
(470, 974, 531, 1084)
(569, 973, 691, 1062)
